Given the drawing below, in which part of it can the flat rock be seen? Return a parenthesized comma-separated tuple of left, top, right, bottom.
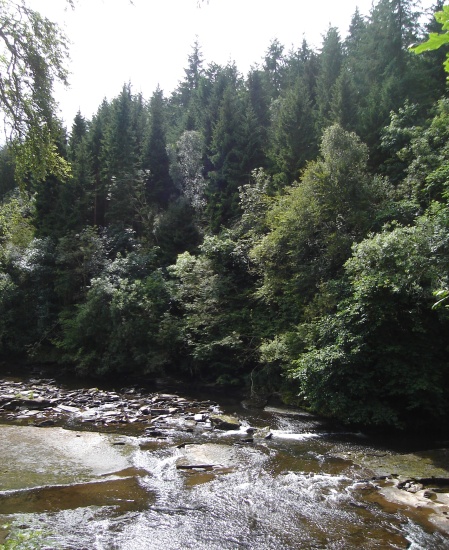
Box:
(176, 443, 237, 470)
(0, 425, 133, 491)
(209, 414, 241, 430)
(55, 404, 80, 413)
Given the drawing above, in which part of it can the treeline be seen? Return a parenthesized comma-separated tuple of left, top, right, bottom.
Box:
(1, 0, 449, 429)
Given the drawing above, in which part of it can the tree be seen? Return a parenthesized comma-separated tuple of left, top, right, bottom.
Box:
(289, 208, 449, 428)
(411, 3, 449, 74)
(0, 0, 71, 184)
(104, 84, 139, 179)
(170, 130, 207, 212)
(57, 253, 171, 376)
(330, 68, 358, 131)
(143, 87, 177, 207)
(315, 27, 343, 132)
(346, 0, 424, 153)
(263, 39, 285, 99)
(208, 82, 246, 228)
(268, 77, 316, 187)
(254, 124, 387, 323)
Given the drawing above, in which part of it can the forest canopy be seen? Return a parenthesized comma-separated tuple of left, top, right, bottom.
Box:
(1, 0, 449, 431)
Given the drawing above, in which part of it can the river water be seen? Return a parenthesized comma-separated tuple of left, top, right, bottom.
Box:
(1, 385, 449, 549)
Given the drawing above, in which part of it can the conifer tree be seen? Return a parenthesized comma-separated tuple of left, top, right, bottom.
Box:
(330, 68, 358, 131)
(208, 83, 246, 228)
(143, 87, 177, 208)
(87, 99, 111, 227)
(268, 77, 317, 187)
(263, 39, 285, 99)
(315, 27, 343, 133)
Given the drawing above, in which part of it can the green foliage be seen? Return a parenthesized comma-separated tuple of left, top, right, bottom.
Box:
(0, 0, 71, 185)
(167, 245, 243, 375)
(253, 124, 388, 322)
(0, 236, 57, 357)
(0, 190, 34, 253)
(57, 252, 170, 376)
(54, 226, 108, 305)
(385, 98, 449, 207)
(1, 1, 449, 431)
(143, 87, 177, 207)
(268, 77, 316, 187)
(0, 526, 47, 549)
(288, 208, 449, 428)
(411, 4, 449, 74)
(315, 26, 343, 132)
(207, 82, 247, 228)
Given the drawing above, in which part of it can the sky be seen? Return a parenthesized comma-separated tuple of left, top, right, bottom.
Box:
(31, 0, 438, 127)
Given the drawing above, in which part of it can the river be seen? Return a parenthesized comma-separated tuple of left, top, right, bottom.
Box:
(0, 373, 448, 549)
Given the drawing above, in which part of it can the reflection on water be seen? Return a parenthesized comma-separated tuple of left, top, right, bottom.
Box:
(1, 404, 448, 549)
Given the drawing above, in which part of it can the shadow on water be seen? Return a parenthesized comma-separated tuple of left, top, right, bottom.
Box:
(0, 476, 152, 515)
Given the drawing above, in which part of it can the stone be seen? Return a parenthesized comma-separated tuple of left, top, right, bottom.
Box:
(55, 405, 80, 413)
(209, 414, 241, 430)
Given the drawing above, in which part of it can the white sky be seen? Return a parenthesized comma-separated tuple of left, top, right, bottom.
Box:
(31, 0, 437, 127)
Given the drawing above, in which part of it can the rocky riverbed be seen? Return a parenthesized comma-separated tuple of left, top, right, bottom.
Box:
(0, 374, 244, 435)
(0, 370, 449, 546)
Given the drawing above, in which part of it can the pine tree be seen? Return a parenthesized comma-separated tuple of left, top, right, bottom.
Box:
(330, 68, 358, 131)
(263, 39, 285, 99)
(105, 83, 139, 178)
(349, 0, 423, 150)
(87, 99, 111, 227)
(247, 68, 270, 144)
(284, 39, 319, 104)
(208, 83, 246, 228)
(268, 77, 317, 187)
(143, 87, 177, 208)
(315, 27, 343, 133)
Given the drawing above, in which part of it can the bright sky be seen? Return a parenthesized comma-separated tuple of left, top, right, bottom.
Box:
(32, 0, 437, 128)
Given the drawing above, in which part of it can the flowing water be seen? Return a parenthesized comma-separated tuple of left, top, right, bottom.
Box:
(1, 389, 449, 549)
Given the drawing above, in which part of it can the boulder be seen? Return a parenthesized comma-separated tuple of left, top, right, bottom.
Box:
(209, 414, 241, 430)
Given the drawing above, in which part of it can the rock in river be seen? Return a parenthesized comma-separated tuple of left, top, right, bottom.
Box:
(209, 414, 241, 430)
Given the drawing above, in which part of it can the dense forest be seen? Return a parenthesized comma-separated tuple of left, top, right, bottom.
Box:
(1, 0, 449, 430)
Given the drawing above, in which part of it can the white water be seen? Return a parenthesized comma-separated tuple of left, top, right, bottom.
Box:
(1, 407, 448, 549)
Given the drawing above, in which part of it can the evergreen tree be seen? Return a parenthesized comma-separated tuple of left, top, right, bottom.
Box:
(349, 0, 423, 151)
(208, 83, 246, 229)
(330, 68, 358, 131)
(105, 83, 139, 178)
(169, 38, 205, 135)
(268, 77, 317, 187)
(87, 99, 112, 227)
(143, 87, 177, 208)
(247, 68, 270, 146)
(263, 38, 285, 99)
(285, 39, 319, 104)
(315, 27, 343, 133)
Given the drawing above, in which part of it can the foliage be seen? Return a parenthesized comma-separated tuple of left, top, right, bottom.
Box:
(0, 236, 57, 356)
(0, 0, 71, 185)
(411, 4, 449, 74)
(57, 251, 171, 376)
(0, 190, 34, 253)
(253, 124, 388, 322)
(169, 130, 207, 212)
(288, 208, 449, 428)
(1, 0, 449, 430)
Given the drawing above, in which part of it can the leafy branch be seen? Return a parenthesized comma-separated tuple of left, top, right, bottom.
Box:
(410, 4, 449, 74)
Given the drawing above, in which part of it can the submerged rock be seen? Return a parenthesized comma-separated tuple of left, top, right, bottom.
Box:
(176, 443, 237, 471)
